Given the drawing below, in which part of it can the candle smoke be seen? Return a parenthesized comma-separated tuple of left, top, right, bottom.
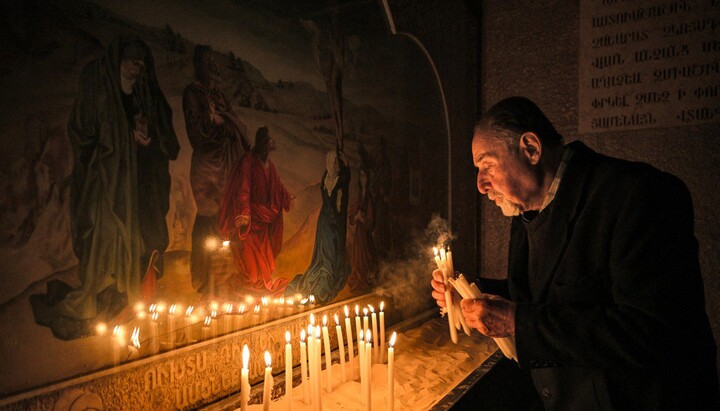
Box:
(372, 213, 456, 321)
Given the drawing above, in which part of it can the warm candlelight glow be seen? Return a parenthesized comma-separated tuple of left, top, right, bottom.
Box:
(334, 313, 340, 325)
(131, 326, 140, 348)
(315, 325, 321, 339)
(245, 295, 255, 305)
(95, 322, 107, 336)
(156, 302, 166, 313)
(368, 304, 375, 313)
(134, 302, 145, 312)
(344, 305, 349, 317)
(136, 311, 147, 320)
(225, 303, 233, 314)
(286, 330, 291, 343)
(389, 331, 397, 347)
(322, 314, 328, 326)
(242, 344, 250, 370)
(286, 298, 294, 306)
(254, 305, 261, 314)
(433, 246, 438, 256)
(355, 305, 359, 316)
(360, 329, 364, 340)
(205, 237, 219, 250)
(211, 309, 217, 318)
(309, 295, 315, 304)
(261, 296, 269, 307)
(294, 293, 303, 301)
(363, 308, 368, 316)
(366, 330, 372, 344)
(265, 351, 272, 367)
(300, 328, 306, 342)
(380, 301, 385, 312)
(204, 316, 212, 326)
(239, 304, 246, 314)
(149, 303, 157, 313)
(309, 313, 315, 325)
(151, 311, 159, 322)
(222, 239, 230, 248)
(169, 304, 177, 315)
(210, 301, 219, 311)
(185, 306, 194, 316)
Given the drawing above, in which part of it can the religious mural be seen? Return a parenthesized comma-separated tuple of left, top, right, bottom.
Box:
(0, 0, 447, 395)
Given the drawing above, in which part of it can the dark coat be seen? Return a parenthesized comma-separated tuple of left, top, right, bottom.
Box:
(509, 141, 718, 410)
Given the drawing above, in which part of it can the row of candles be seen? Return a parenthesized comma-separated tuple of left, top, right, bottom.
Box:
(243, 306, 398, 411)
(97, 295, 319, 363)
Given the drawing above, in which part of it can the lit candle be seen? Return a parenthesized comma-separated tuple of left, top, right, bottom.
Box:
(253, 305, 261, 326)
(129, 326, 141, 359)
(150, 311, 159, 354)
(359, 329, 366, 405)
(306, 325, 316, 409)
(314, 326, 323, 410)
(211, 310, 218, 338)
(387, 332, 397, 411)
(300, 329, 310, 405)
(321, 315, 332, 392)
(369, 305, 378, 358)
(285, 331, 293, 411)
(362, 308, 369, 337)
(354, 305, 362, 345)
(261, 297, 269, 323)
(263, 351, 273, 411)
(184, 306, 195, 344)
(434, 247, 458, 344)
(112, 325, 125, 365)
(334, 314, 346, 382)
(379, 302, 386, 363)
(167, 304, 177, 350)
(202, 316, 211, 340)
(241, 345, 250, 411)
(236, 304, 246, 331)
(343, 306, 355, 380)
(365, 330, 372, 411)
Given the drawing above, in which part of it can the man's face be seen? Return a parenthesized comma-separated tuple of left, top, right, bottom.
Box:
(120, 59, 145, 82)
(472, 131, 535, 216)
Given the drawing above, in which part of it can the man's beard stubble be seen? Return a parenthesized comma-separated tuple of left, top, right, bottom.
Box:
(487, 189, 522, 217)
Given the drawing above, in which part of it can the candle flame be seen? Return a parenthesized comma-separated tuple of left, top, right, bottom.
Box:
(334, 313, 340, 325)
(204, 316, 212, 326)
(366, 330, 372, 343)
(286, 330, 291, 343)
(355, 305, 359, 316)
(222, 239, 230, 248)
(359, 329, 364, 340)
(211, 310, 217, 318)
(225, 303, 233, 314)
(156, 302, 166, 313)
(149, 303, 157, 313)
(309, 313, 315, 325)
(243, 344, 250, 369)
(307, 324, 313, 337)
(210, 301, 219, 311)
(185, 306, 194, 316)
(300, 298, 309, 304)
(261, 297, 268, 307)
(380, 301, 385, 312)
(294, 293, 303, 301)
(205, 237, 219, 251)
(254, 305, 261, 314)
(95, 322, 107, 336)
(151, 311, 159, 322)
(131, 326, 141, 348)
(363, 308, 368, 316)
(309, 295, 315, 303)
(433, 247, 438, 256)
(169, 304, 177, 315)
(301, 329, 306, 342)
(264, 351, 272, 367)
(389, 331, 397, 347)
(368, 304, 375, 313)
(315, 325, 321, 338)
(322, 314, 327, 326)
(134, 302, 145, 312)
(279, 297, 285, 305)
(344, 305, 349, 317)
(239, 304, 246, 314)
(286, 298, 294, 306)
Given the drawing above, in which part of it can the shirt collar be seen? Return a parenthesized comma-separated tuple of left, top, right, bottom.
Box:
(540, 146, 573, 211)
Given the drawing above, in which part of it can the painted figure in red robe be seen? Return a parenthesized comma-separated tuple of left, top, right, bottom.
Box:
(219, 126, 293, 296)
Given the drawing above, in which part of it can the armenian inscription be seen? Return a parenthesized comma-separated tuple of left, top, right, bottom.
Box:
(579, 0, 720, 132)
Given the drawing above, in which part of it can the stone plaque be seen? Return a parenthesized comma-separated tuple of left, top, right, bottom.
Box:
(579, 0, 720, 133)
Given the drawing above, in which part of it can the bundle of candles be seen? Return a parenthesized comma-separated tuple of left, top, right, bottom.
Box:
(96, 294, 318, 365)
(236, 304, 396, 410)
(433, 246, 517, 361)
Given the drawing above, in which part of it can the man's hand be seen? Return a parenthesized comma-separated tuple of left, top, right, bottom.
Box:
(430, 269, 448, 308)
(460, 296, 516, 338)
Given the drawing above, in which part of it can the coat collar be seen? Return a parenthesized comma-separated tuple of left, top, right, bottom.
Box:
(524, 140, 596, 302)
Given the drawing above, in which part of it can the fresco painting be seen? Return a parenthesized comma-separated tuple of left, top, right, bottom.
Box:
(0, 0, 447, 395)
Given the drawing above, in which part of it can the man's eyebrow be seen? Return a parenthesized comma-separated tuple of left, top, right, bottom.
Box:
(474, 152, 492, 164)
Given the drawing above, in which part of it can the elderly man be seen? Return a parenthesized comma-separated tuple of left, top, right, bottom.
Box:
(432, 97, 717, 409)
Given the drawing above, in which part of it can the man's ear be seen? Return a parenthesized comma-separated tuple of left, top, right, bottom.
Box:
(519, 132, 542, 165)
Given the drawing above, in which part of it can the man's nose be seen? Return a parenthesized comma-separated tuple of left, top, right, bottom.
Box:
(477, 173, 490, 194)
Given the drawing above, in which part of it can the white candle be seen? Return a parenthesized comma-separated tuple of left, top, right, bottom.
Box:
(435, 247, 458, 344)
(241, 345, 250, 411)
(307, 326, 317, 409)
(314, 326, 323, 410)
(387, 332, 397, 411)
(184, 306, 195, 344)
(379, 302, 386, 364)
(300, 329, 310, 405)
(224, 303, 233, 334)
(236, 304, 246, 331)
(321, 315, 332, 393)
(369, 305, 378, 357)
(343, 306, 355, 380)
(362, 308, 369, 337)
(202, 316, 211, 341)
(358, 330, 366, 405)
(112, 325, 125, 365)
(285, 331, 293, 411)
(354, 305, 362, 346)
(211, 310, 218, 338)
(263, 351, 273, 411)
(253, 305, 261, 326)
(167, 304, 177, 350)
(149, 312, 159, 354)
(334, 314, 346, 383)
(261, 297, 269, 323)
(365, 331, 372, 411)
